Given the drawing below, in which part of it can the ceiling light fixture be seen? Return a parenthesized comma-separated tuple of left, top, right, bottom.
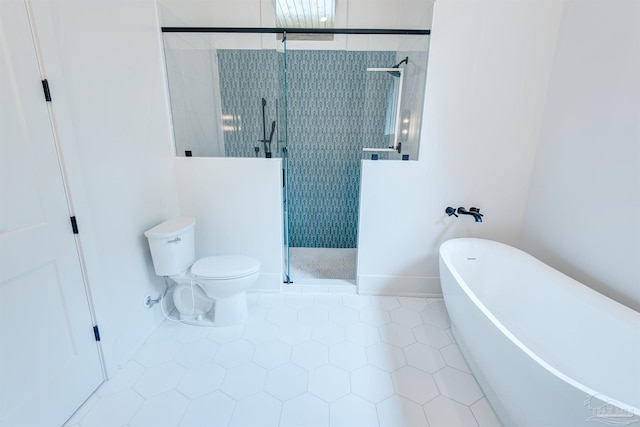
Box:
(274, 0, 335, 29)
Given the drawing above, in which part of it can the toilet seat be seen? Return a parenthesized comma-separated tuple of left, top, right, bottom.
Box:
(191, 255, 260, 280)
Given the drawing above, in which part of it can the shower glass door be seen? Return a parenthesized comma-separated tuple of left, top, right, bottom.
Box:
(278, 34, 291, 283)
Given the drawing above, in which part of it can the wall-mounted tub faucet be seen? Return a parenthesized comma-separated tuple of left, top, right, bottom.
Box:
(457, 207, 483, 223)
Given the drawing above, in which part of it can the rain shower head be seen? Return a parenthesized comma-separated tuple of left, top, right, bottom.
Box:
(387, 57, 408, 77)
(392, 57, 409, 68)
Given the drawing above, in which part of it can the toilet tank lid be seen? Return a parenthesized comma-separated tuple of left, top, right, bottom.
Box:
(191, 255, 260, 279)
(144, 217, 195, 239)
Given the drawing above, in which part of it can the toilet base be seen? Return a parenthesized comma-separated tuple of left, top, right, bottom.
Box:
(211, 291, 248, 325)
(172, 283, 247, 326)
(178, 313, 216, 326)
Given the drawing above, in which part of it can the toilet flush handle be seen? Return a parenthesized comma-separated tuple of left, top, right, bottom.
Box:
(167, 237, 181, 244)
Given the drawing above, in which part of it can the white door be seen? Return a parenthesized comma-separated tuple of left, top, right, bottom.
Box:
(0, 1, 104, 426)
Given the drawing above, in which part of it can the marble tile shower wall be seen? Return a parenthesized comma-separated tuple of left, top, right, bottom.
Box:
(165, 48, 225, 157)
(217, 49, 394, 248)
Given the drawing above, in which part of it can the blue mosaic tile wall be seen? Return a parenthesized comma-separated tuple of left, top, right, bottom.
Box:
(217, 49, 394, 248)
(217, 50, 281, 158)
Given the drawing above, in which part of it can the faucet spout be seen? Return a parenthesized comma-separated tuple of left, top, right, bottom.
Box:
(457, 207, 483, 223)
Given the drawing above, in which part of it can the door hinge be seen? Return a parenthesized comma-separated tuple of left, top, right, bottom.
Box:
(93, 325, 101, 342)
(41, 79, 52, 102)
(70, 216, 79, 234)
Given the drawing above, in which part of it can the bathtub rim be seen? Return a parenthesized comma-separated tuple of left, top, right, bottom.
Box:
(439, 237, 640, 416)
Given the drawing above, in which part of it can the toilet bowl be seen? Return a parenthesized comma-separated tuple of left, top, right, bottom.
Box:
(171, 281, 214, 323)
(144, 217, 260, 326)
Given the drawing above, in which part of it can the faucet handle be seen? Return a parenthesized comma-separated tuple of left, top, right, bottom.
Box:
(469, 207, 483, 216)
(445, 207, 458, 217)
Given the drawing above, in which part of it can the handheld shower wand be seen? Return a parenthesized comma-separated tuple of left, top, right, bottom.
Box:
(259, 98, 277, 158)
(256, 98, 267, 156)
(261, 98, 267, 141)
(265, 121, 276, 158)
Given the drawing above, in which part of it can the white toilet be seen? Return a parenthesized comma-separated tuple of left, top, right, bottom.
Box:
(144, 217, 260, 326)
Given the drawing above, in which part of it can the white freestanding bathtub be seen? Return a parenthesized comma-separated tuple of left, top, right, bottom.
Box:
(439, 238, 640, 426)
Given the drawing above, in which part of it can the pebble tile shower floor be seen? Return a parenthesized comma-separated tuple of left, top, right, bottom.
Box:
(64, 293, 501, 427)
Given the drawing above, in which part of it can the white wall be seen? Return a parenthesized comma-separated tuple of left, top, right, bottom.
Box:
(30, 0, 180, 376)
(174, 158, 283, 292)
(520, 0, 640, 311)
(357, 1, 564, 295)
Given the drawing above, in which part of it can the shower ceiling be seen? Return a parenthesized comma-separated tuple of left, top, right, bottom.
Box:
(274, 0, 335, 28)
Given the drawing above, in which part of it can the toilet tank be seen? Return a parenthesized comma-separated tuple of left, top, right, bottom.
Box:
(144, 217, 196, 276)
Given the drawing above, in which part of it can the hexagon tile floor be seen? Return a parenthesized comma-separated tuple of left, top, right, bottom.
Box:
(64, 293, 502, 427)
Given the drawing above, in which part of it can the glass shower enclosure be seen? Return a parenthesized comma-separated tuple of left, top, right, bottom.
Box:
(161, 28, 429, 285)
(161, 30, 291, 281)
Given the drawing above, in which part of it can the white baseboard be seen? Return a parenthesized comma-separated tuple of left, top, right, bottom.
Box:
(357, 275, 442, 297)
(249, 273, 443, 297)
(248, 273, 282, 293)
(282, 279, 357, 295)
